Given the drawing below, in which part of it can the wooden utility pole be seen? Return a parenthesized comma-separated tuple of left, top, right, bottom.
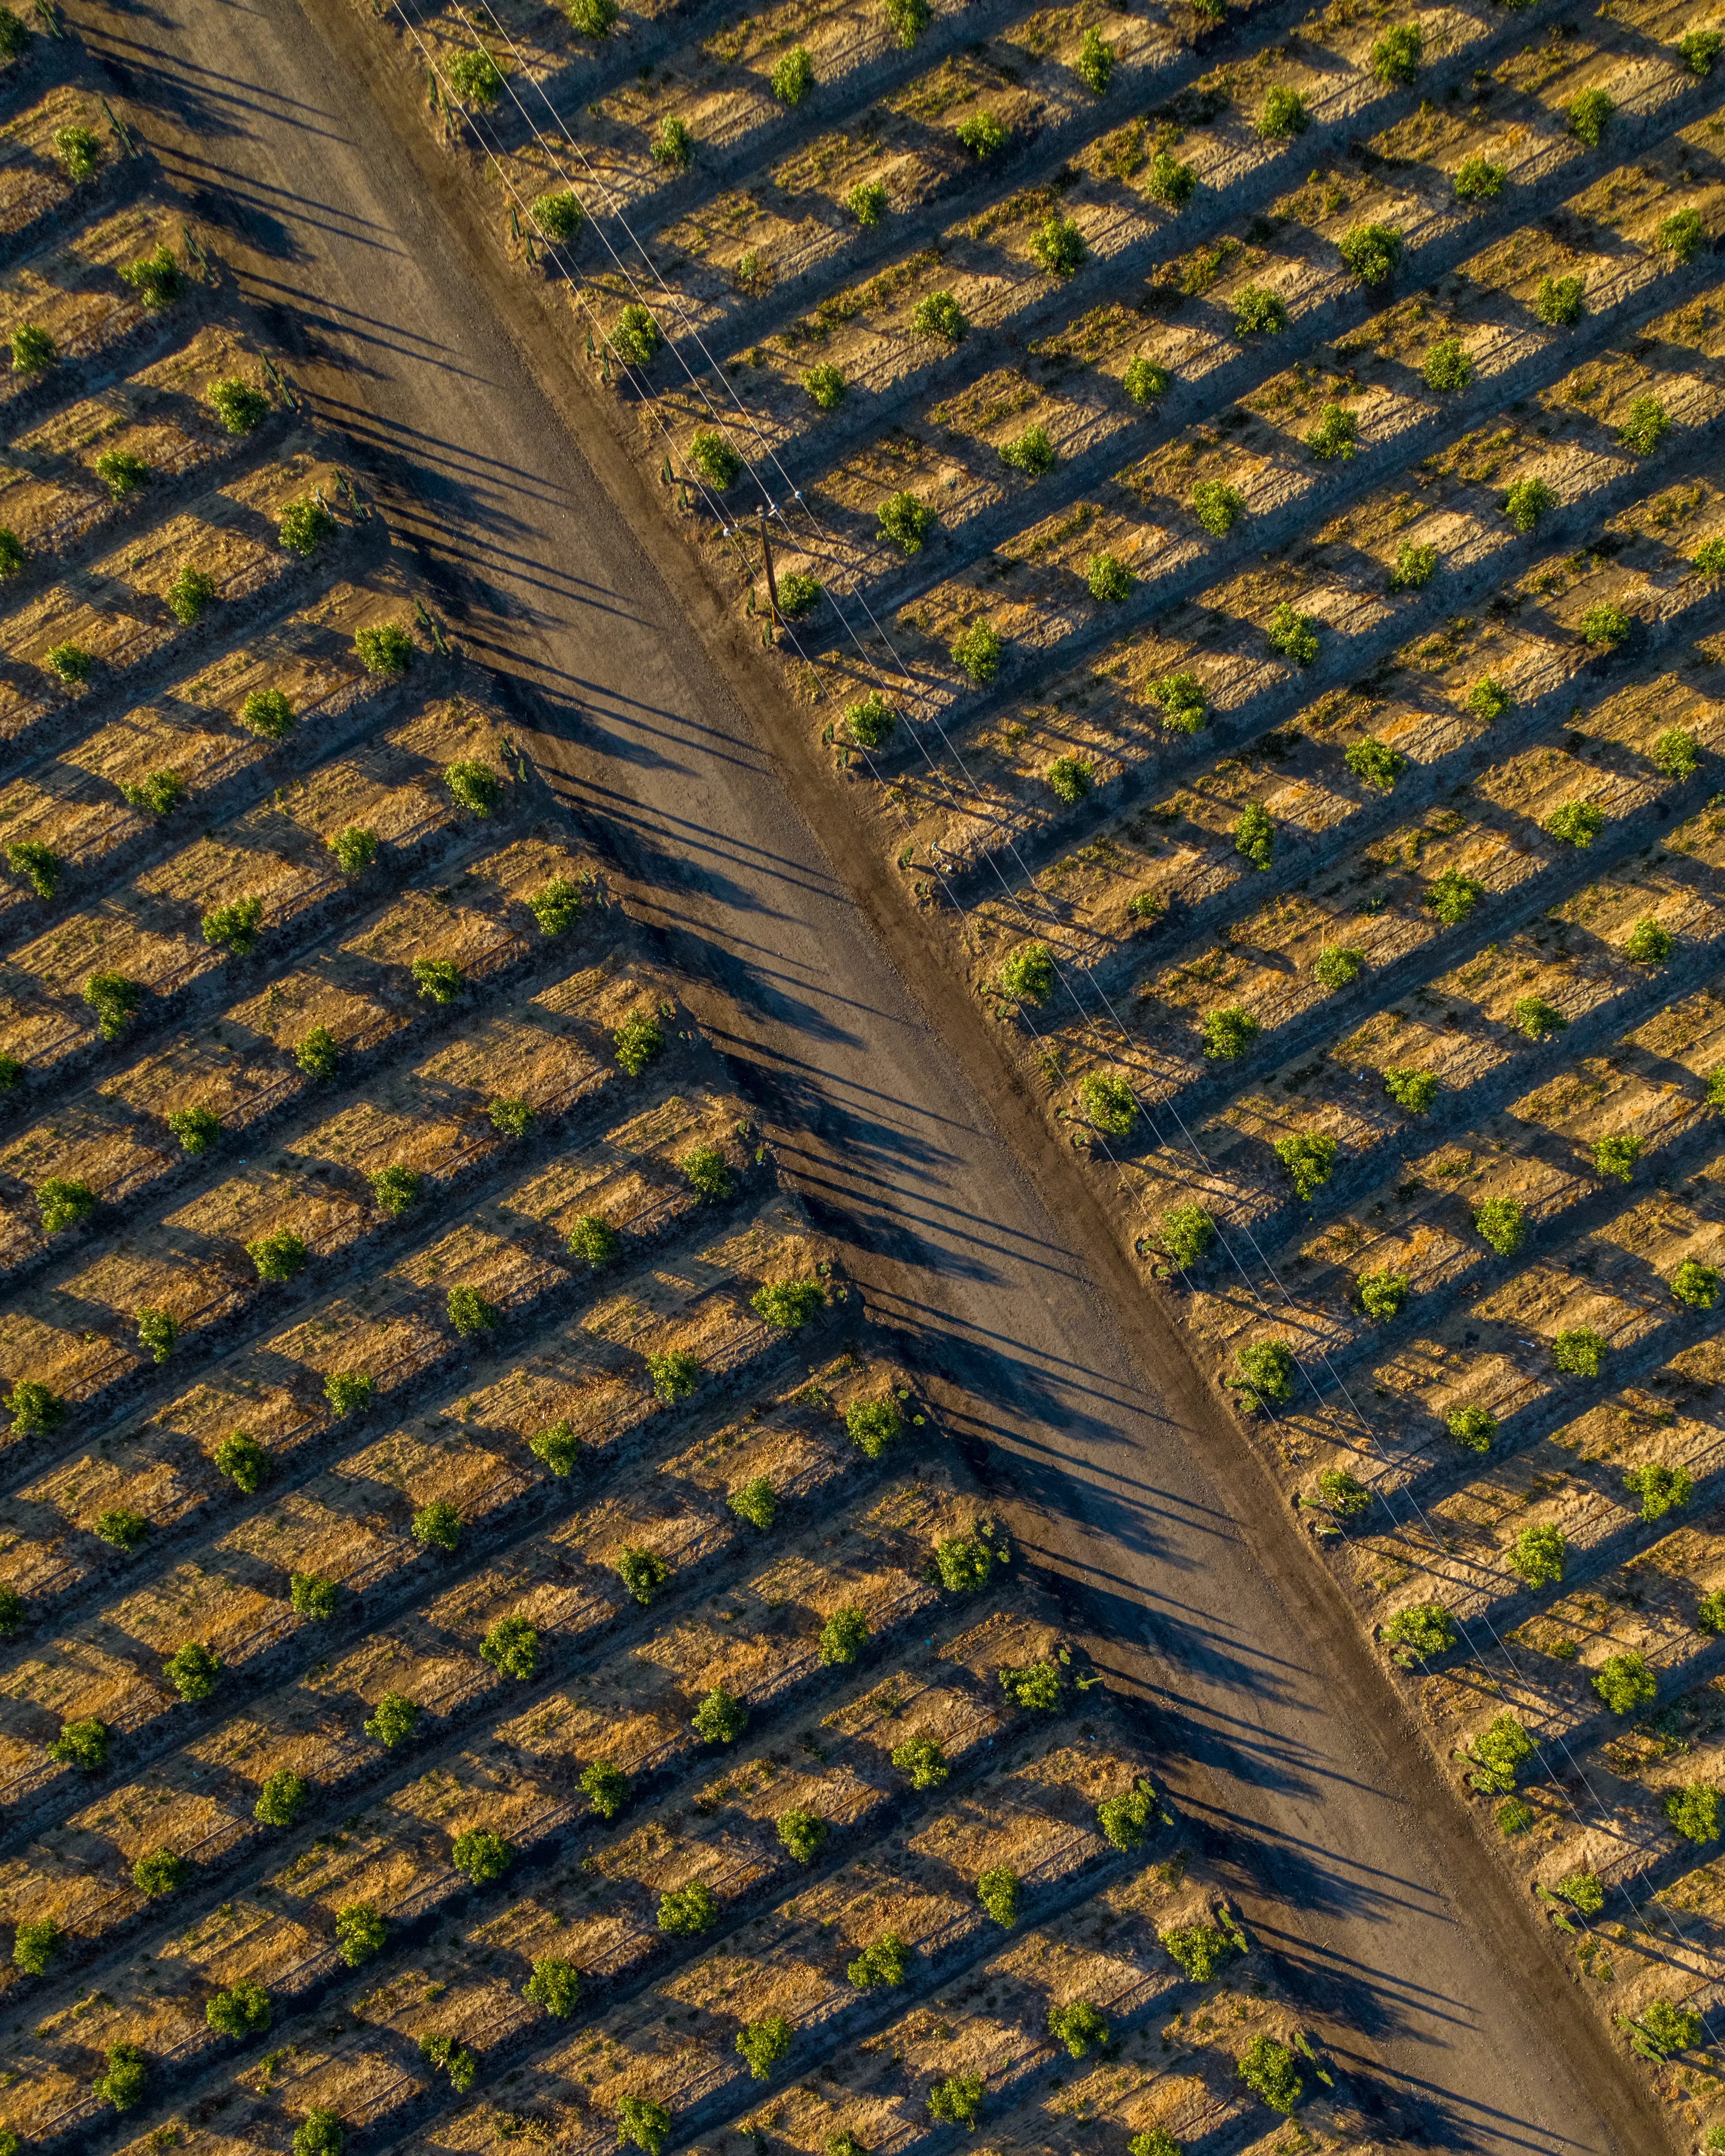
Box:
(756, 507, 780, 640)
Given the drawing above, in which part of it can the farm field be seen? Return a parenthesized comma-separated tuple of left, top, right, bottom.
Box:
(345, 0, 1725, 2124)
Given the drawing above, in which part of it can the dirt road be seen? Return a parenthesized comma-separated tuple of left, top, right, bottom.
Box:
(63, 0, 1668, 2144)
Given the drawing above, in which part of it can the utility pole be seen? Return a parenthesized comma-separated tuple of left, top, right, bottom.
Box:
(756, 507, 780, 642)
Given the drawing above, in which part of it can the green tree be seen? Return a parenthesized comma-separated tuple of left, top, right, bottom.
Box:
(1467, 1713, 1534, 1793)
(1274, 1132, 1336, 1200)
(999, 1659, 1062, 1710)
(1087, 551, 1131, 602)
(524, 1955, 581, 2015)
(1666, 1781, 1719, 1842)
(727, 1474, 775, 1529)
(1096, 1780, 1156, 1849)
(36, 1176, 96, 1232)
(753, 1277, 824, 1329)
(290, 1573, 338, 1618)
(1502, 477, 1556, 533)
(1160, 1205, 1215, 1268)
(1314, 945, 1364, 991)
(1304, 404, 1357, 461)
(1237, 2034, 1302, 2113)
(1593, 1134, 1643, 1185)
(771, 45, 813, 101)
(847, 1933, 907, 1987)
(279, 499, 335, 556)
(412, 1499, 461, 1553)
(241, 687, 295, 738)
(96, 1508, 148, 1552)
(928, 2075, 984, 2129)
(13, 1917, 56, 1972)
(1151, 671, 1206, 731)
(1593, 1652, 1655, 1715)
(1382, 1604, 1456, 1658)
(820, 1606, 870, 1664)
(1661, 206, 1707, 262)
(1203, 1005, 1259, 1059)
(1625, 917, 1674, 965)
(1371, 20, 1420, 80)
(363, 1692, 419, 1748)
(1080, 1070, 1136, 1136)
(1267, 601, 1319, 663)
(934, 1530, 999, 1591)
(164, 1641, 220, 1702)
(1452, 156, 1504, 201)
(1626, 1463, 1692, 1524)
(891, 1735, 947, 1788)
(1552, 1329, 1605, 1378)
(254, 1770, 307, 1827)
(1340, 222, 1401, 284)
(531, 1420, 581, 1476)
(419, 2032, 478, 2090)
(1315, 1468, 1370, 1521)
(1145, 154, 1194, 210)
(167, 1102, 220, 1154)
(657, 1881, 718, 1934)
(736, 2015, 792, 2079)
(651, 116, 691, 167)
(1508, 1523, 1565, 1588)
(451, 1828, 513, 1882)
(912, 290, 966, 340)
(5, 839, 60, 898)
(481, 1614, 539, 1680)
(645, 1348, 700, 1403)
(10, 322, 54, 372)
(1469, 676, 1512, 719)
(1448, 1404, 1498, 1452)
(137, 1305, 177, 1363)
(1511, 995, 1566, 1039)
(1348, 737, 1408, 789)
(95, 2042, 149, 2111)
(1257, 85, 1308, 138)
(777, 1806, 826, 1862)
(693, 1686, 748, 1743)
(616, 2098, 672, 2156)
(133, 1846, 188, 1896)
(951, 618, 1001, 683)
(1233, 1339, 1295, 1408)
(1233, 284, 1287, 335)
(444, 761, 500, 815)
(1384, 1066, 1437, 1112)
(847, 179, 887, 226)
(296, 1025, 338, 1079)
(247, 1228, 307, 1282)
(682, 1144, 733, 1200)
(1048, 2000, 1108, 2057)
(337, 1902, 386, 1966)
(207, 1979, 271, 2038)
(1568, 87, 1612, 145)
(1161, 1922, 1232, 1979)
(1423, 337, 1471, 390)
(49, 1716, 108, 1767)
(581, 1759, 630, 1818)
(293, 2111, 344, 2156)
(847, 1398, 902, 1457)
(1672, 1259, 1720, 1310)
(1234, 802, 1274, 868)
(447, 1284, 500, 1336)
(1191, 478, 1245, 534)
(977, 1864, 1019, 1925)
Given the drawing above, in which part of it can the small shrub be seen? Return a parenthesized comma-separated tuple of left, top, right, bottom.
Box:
(1257, 85, 1309, 138)
(1151, 669, 1206, 732)
(1384, 1066, 1437, 1113)
(1234, 801, 1274, 868)
(1672, 1258, 1721, 1310)
(291, 1573, 339, 1618)
(1387, 541, 1436, 593)
(1304, 403, 1357, 461)
(254, 1769, 308, 1827)
(652, 116, 693, 167)
(207, 1980, 271, 2039)
(202, 895, 264, 955)
(771, 46, 813, 102)
(847, 171, 888, 224)
(1233, 284, 1287, 336)
(891, 1735, 948, 1788)
(1594, 1653, 1655, 1714)
(46, 640, 90, 684)
(1653, 725, 1701, 777)
(1274, 1131, 1337, 1200)
(1508, 1523, 1566, 1588)
(1453, 155, 1505, 201)
(1568, 87, 1612, 146)
(324, 1372, 374, 1420)
(412, 957, 463, 1005)
(1617, 394, 1670, 455)
(443, 759, 500, 815)
(412, 1499, 461, 1553)
(612, 1011, 663, 1076)
(735, 2015, 792, 2080)
(1627, 1461, 1693, 1523)
(1356, 1269, 1408, 1321)
(1313, 944, 1364, 990)
(1382, 1603, 1457, 1656)
(97, 1508, 148, 1552)
(1048, 2000, 1108, 2058)
(1086, 550, 1131, 602)
(1340, 222, 1402, 284)
(1634, 2000, 1702, 2058)
(531, 190, 583, 241)
(480, 1613, 539, 1681)
(616, 1545, 669, 1605)
(977, 1865, 1019, 1926)
(95, 2043, 149, 2112)
(446, 47, 504, 102)
(847, 1398, 902, 1456)
(451, 1830, 514, 1883)
(1162, 1922, 1233, 1979)
(1468, 676, 1512, 721)
(50, 1715, 110, 1767)
(1079, 1070, 1136, 1135)
(929, 2077, 985, 2130)
(531, 1419, 581, 1477)
(692, 1685, 748, 1743)
(1191, 478, 1244, 534)
(1030, 213, 1087, 278)
(133, 1848, 187, 1897)
(1095, 1779, 1155, 1849)
(912, 289, 966, 339)
(1592, 1133, 1643, 1184)
(1124, 354, 1171, 402)
(844, 691, 896, 747)
(10, 321, 54, 372)
(820, 1606, 870, 1664)
(847, 1932, 907, 1987)
(611, 304, 661, 366)
(1511, 994, 1566, 1039)
(582, 1760, 630, 1817)
(1145, 153, 1195, 209)
(247, 1229, 307, 1282)
(294, 2114, 344, 2156)
(1502, 476, 1556, 532)
(803, 362, 846, 411)
(1075, 25, 1114, 91)
(363, 1692, 420, 1747)
(213, 1430, 269, 1493)
(878, 490, 935, 554)
(951, 618, 1001, 682)
(1238, 2035, 1302, 2113)
(778, 1806, 826, 1862)
(1233, 1338, 1295, 1407)
(934, 1531, 998, 1591)
(1473, 1197, 1525, 1256)
(1203, 1003, 1259, 1058)
(96, 447, 151, 500)
(279, 498, 334, 556)
(1000, 1658, 1062, 1710)
(1371, 20, 1421, 81)
(1625, 915, 1674, 965)
(617, 2098, 672, 2156)
(164, 1640, 219, 1701)
(1552, 1328, 1606, 1377)
(956, 110, 1007, 157)
(690, 429, 743, 488)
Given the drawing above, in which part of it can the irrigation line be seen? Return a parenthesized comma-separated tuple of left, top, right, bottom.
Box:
(383, 15, 1725, 2034)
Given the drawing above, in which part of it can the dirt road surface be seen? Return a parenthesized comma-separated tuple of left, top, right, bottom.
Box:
(62, 0, 1673, 2144)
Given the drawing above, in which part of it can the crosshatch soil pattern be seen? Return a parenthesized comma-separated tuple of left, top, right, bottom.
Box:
(0, 13, 1425, 2156)
(359, 0, 1725, 2125)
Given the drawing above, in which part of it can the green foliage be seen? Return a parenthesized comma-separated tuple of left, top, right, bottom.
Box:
(999, 1658, 1062, 1710)
(163, 1104, 221, 1163)
(37, 1175, 96, 1232)
(1266, 601, 1319, 663)
(753, 1277, 823, 1332)
(847, 1398, 902, 1457)
(167, 565, 215, 625)
(207, 1979, 271, 2039)
(928, 2076, 985, 2130)
(820, 1606, 870, 1664)
(363, 1692, 419, 1748)
(10, 321, 54, 372)
(1568, 87, 1613, 145)
(1370, 20, 1421, 81)
(844, 691, 896, 747)
(209, 377, 271, 432)
(1238, 2034, 1302, 2113)
(1511, 995, 1566, 1039)
(337, 1903, 387, 1966)
(1384, 1066, 1437, 1113)
(1632, 2000, 1701, 2058)
(1160, 1204, 1215, 1269)
(1257, 85, 1309, 138)
(776, 569, 822, 619)
(804, 361, 847, 408)
(9, 1379, 69, 1435)
(0, 527, 21, 576)
(1667, 1781, 1720, 1842)
(1233, 1338, 1294, 1407)
(1355, 1270, 1407, 1321)
(771, 45, 813, 102)
(411, 957, 463, 1004)
(1080, 1070, 1137, 1136)
(658, 1881, 719, 1935)
(1191, 469, 1249, 536)
(293, 2112, 344, 2156)
(451, 1828, 513, 1882)
(164, 1640, 220, 1702)
(96, 1508, 148, 1552)
(1651, 730, 1704, 796)
(1508, 1523, 1565, 1588)
(977, 1864, 1019, 1926)
(1048, 1999, 1108, 2058)
(777, 1806, 827, 1862)
(480, 1614, 539, 1680)
(1075, 25, 1114, 90)
(1554, 1868, 1604, 1915)
(278, 498, 335, 556)
(1382, 1602, 1457, 1656)
(683, 1140, 732, 1200)
(1593, 1652, 1655, 1714)
(1698, 1590, 1725, 1635)
(1313, 944, 1364, 990)
(487, 1095, 533, 1141)
(1625, 915, 1674, 964)
(531, 190, 583, 240)
(693, 1685, 748, 1743)
(525, 1955, 582, 2015)
(735, 2015, 792, 2079)
(368, 1164, 421, 1219)
(1552, 1328, 1605, 1377)
(1087, 550, 1131, 602)
(531, 1419, 581, 1476)
(290, 1572, 339, 1618)
(240, 686, 295, 739)
(1452, 156, 1505, 201)
(1472, 1198, 1525, 1256)
(446, 47, 504, 102)
(354, 621, 413, 675)
(612, 1011, 663, 1075)
(1234, 801, 1274, 868)
(581, 1760, 630, 1818)
(1618, 394, 1672, 454)
(202, 894, 263, 955)
(1152, 670, 1206, 732)
(690, 428, 743, 488)
(46, 640, 90, 684)
(1387, 542, 1436, 592)
(1421, 337, 1472, 394)
(419, 2032, 478, 2092)
(1304, 403, 1357, 461)
(13, 1917, 57, 1973)
(1030, 214, 1087, 278)
(96, 448, 150, 499)
(443, 759, 500, 815)
(1468, 676, 1511, 720)
(1626, 1462, 1693, 1523)
(956, 110, 1007, 156)
(254, 1769, 308, 1827)
(617, 1544, 669, 1604)
(611, 304, 661, 366)
(324, 1372, 374, 1419)
(1274, 1131, 1336, 1200)
(95, 2043, 149, 2112)
(1124, 354, 1171, 401)
(1672, 1258, 1720, 1310)
(883, 0, 929, 45)
(1467, 1712, 1534, 1793)
(934, 1529, 999, 1591)
(1203, 1003, 1259, 1059)
(1340, 222, 1401, 284)
(50, 1715, 110, 1767)
(1592, 1133, 1643, 1184)
(412, 1499, 461, 1553)
(1161, 1922, 1233, 1979)
(246, 1228, 307, 1282)
(1095, 1779, 1155, 1849)
(1502, 476, 1556, 531)
(1232, 283, 1289, 338)
(1680, 27, 1722, 71)
(133, 1847, 188, 1896)
(6, 838, 60, 899)
(951, 618, 1002, 683)
(1127, 2137, 1182, 2156)
(877, 490, 935, 554)
(847, 1932, 907, 1987)
(652, 116, 693, 167)
(912, 289, 966, 338)
(891, 1735, 948, 1788)
(0, 1054, 19, 1088)
(616, 2097, 672, 2156)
